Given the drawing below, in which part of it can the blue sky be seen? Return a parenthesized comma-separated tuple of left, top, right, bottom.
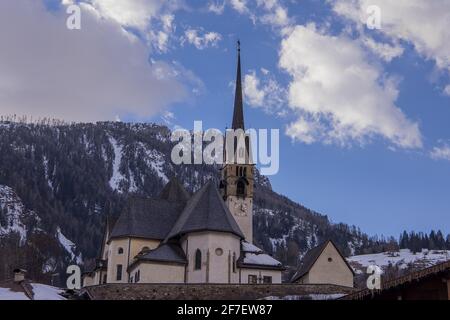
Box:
(1, 0, 450, 237)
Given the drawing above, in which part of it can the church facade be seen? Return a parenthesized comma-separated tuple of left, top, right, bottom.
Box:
(82, 45, 284, 287)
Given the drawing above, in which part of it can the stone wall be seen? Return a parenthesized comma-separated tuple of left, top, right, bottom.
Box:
(84, 283, 355, 300)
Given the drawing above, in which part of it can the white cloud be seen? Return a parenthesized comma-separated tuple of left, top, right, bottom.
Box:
(230, 0, 249, 14)
(182, 28, 222, 50)
(257, 0, 291, 27)
(362, 37, 404, 62)
(331, 0, 450, 74)
(161, 110, 176, 126)
(225, 0, 290, 28)
(75, 0, 182, 53)
(279, 24, 422, 148)
(243, 70, 286, 114)
(0, 0, 190, 122)
(244, 72, 266, 107)
(208, 1, 226, 15)
(444, 85, 450, 97)
(86, 0, 166, 31)
(430, 144, 450, 161)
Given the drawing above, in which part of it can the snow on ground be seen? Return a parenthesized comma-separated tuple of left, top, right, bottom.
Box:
(0, 288, 29, 300)
(56, 227, 82, 264)
(0, 284, 66, 300)
(31, 283, 66, 300)
(347, 249, 450, 272)
(108, 136, 125, 191)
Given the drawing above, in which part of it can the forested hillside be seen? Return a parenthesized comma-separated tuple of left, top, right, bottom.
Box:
(1, 120, 445, 283)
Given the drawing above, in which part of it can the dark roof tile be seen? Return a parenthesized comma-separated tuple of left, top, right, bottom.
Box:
(110, 197, 185, 241)
(158, 177, 190, 203)
(134, 243, 187, 265)
(166, 180, 244, 240)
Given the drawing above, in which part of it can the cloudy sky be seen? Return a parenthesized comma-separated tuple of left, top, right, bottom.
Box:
(1, 0, 450, 237)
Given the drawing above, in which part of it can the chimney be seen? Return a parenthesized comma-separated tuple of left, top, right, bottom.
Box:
(13, 269, 27, 283)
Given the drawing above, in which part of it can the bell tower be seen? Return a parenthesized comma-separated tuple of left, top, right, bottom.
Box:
(220, 41, 254, 243)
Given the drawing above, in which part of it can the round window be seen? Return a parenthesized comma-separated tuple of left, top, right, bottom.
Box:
(328, 257, 333, 262)
(215, 248, 223, 256)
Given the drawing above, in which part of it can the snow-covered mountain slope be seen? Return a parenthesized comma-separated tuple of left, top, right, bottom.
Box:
(348, 249, 450, 274)
(0, 185, 39, 242)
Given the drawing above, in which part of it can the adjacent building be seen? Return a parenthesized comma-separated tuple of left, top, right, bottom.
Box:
(291, 240, 355, 288)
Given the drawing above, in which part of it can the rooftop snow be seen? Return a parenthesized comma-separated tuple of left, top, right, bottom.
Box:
(243, 253, 282, 266)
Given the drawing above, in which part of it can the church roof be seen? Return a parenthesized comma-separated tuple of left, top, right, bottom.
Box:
(158, 177, 190, 203)
(232, 41, 244, 130)
(165, 180, 245, 240)
(133, 243, 187, 265)
(109, 197, 185, 241)
(291, 240, 355, 283)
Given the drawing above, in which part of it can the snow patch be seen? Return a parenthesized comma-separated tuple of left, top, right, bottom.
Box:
(0, 288, 29, 300)
(140, 144, 168, 184)
(31, 283, 66, 300)
(0, 185, 38, 243)
(262, 293, 345, 300)
(243, 253, 282, 267)
(108, 136, 125, 192)
(242, 241, 264, 253)
(348, 249, 450, 272)
(56, 227, 82, 264)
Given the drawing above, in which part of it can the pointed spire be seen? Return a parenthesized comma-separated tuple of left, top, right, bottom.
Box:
(232, 40, 245, 130)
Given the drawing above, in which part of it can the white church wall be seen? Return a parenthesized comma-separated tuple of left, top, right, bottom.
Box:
(130, 262, 185, 284)
(105, 238, 160, 283)
(106, 238, 129, 283)
(182, 231, 241, 284)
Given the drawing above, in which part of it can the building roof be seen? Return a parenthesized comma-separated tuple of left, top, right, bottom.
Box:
(132, 243, 187, 266)
(158, 177, 190, 203)
(165, 180, 245, 240)
(109, 197, 185, 241)
(291, 240, 355, 283)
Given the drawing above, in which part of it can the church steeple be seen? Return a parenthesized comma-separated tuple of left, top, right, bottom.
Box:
(232, 41, 244, 130)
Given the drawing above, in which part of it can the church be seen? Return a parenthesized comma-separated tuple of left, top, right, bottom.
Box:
(82, 44, 284, 286)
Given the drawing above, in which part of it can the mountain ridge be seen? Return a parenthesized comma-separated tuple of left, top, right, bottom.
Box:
(0, 120, 391, 282)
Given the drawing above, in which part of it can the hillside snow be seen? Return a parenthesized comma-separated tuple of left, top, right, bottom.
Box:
(348, 249, 450, 274)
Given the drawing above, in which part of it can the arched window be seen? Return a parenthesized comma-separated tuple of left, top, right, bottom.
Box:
(194, 249, 202, 270)
(232, 252, 236, 273)
(118, 247, 124, 254)
(236, 180, 245, 197)
(142, 246, 150, 252)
